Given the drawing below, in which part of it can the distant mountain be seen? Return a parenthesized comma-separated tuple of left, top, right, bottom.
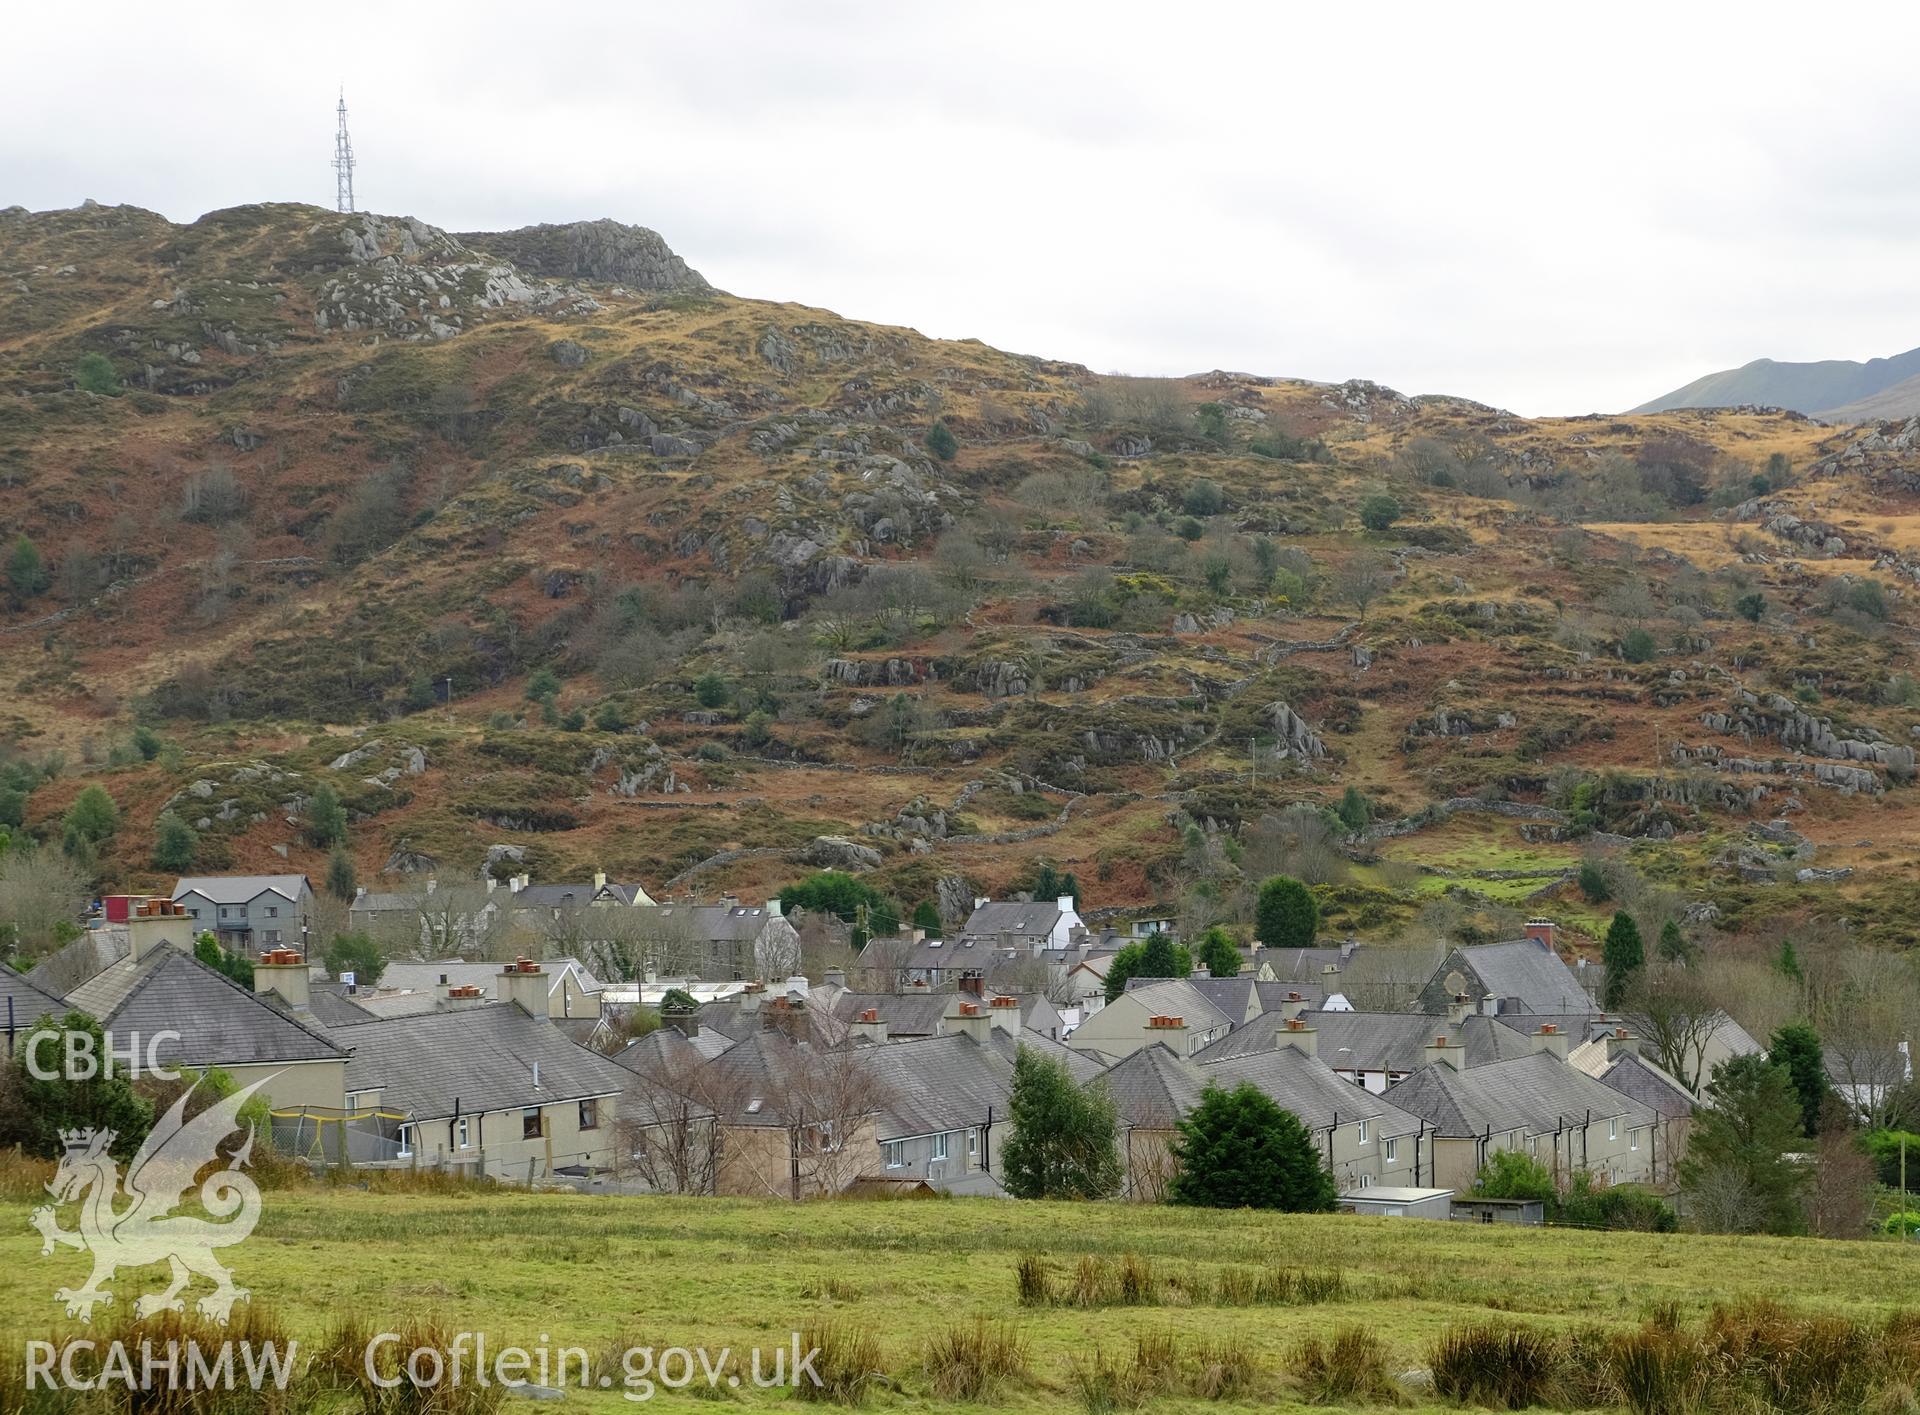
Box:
(1634, 345, 1920, 421)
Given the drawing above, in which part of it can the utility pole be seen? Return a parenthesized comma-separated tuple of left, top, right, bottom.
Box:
(333, 90, 356, 213)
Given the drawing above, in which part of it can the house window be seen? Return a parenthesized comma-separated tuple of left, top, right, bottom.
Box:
(967, 1128, 980, 1160)
(883, 1140, 905, 1169)
(1630, 1130, 1641, 1153)
(396, 1124, 413, 1158)
(931, 1132, 949, 1162)
(522, 1107, 543, 1140)
(457, 1117, 470, 1150)
(578, 1099, 599, 1131)
(264, 931, 280, 946)
(1384, 1137, 1398, 1164)
(1356, 1119, 1369, 1144)
(1356, 1173, 1372, 1188)
(1608, 1118, 1618, 1142)
(266, 906, 278, 919)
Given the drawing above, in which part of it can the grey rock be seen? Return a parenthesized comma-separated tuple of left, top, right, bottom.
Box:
(548, 339, 588, 367)
(801, 835, 884, 872)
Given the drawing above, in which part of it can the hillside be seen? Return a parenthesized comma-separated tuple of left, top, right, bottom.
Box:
(5, 1185, 1920, 1412)
(10, 200, 1920, 962)
(1635, 344, 1920, 420)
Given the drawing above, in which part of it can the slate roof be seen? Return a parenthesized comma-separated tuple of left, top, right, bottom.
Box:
(637, 904, 781, 942)
(26, 929, 130, 998)
(831, 991, 953, 1037)
(1107, 979, 1235, 1035)
(1383, 1051, 1654, 1139)
(699, 1029, 864, 1127)
(1198, 1010, 1532, 1070)
(859, 1033, 1010, 1141)
(306, 983, 377, 1027)
(0, 962, 68, 1033)
(1593, 1051, 1698, 1118)
(1130, 974, 1258, 1025)
(172, 875, 310, 905)
(337, 1004, 630, 1119)
(960, 900, 1066, 939)
(347, 992, 449, 1020)
(902, 934, 997, 973)
(1101, 1042, 1207, 1128)
(67, 949, 348, 1069)
(379, 957, 602, 1000)
(990, 1027, 1108, 1084)
(1252, 978, 1334, 1011)
(1443, 941, 1596, 1015)
(1201, 1045, 1425, 1138)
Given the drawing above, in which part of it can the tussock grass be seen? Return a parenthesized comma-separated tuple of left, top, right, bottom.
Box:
(1291, 1326, 1400, 1406)
(924, 1316, 1026, 1401)
(1018, 1252, 1346, 1310)
(792, 1320, 882, 1405)
(1429, 1324, 1560, 1410)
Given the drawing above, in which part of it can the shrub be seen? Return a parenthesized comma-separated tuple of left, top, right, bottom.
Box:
(305, 783, 346, 848)
(1622, 627, 1657, 663)
(1254, 875, 1318, 948)
(1358, 493, 1401, 532)
(1170, 1083, 1337, 1212)
(152, 811, 199, 872)
(925, 420, 957, 461)
(693, 672, 730, 709)
(1183, 478, 1226, 517)
(1429, 1325, 1559, 1410)
(1736, 591, 1766, 622)
(1470, 1149, 1555, 1201)
(75, 352, 121, 395)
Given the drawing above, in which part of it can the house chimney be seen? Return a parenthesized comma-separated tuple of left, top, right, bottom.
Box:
(738, 981, 765, 1014)
(974, 897, 990, 911)
(1322, 962, 1341, 978)
(851, 1007, 889, 1045)
(823, 967, 847, 990)
(254, 947, 311, 1011)
(355, 886, 367, 900)
(1280, 991, 1308, 1022)
(1524, 918, 1556, 952)
(499, 957, 550, 1018)
(766, 898, 783, 919)
(1447, 993, 1473, 1026)
(1056, 894, 1074, 914)
(945, 999, 993, 1046)
(486, 876, 498, 893)
(1279, 1016, 1318, 1059)
(593, 869, 607, 891)
(906, 977, 931, 992)
(1145, 1014, 1188, 1047)
(661, 1000, 699, 1038)
(129, 899, 194, 962)
(1530, 1022, 1569, 1060)
(445, 983, 488, 1010)
(959, 972, 985, 998)
(1425, 1034, 1462, 1071)
(425, 877, 437, 896)
(988, 995, 1022, 1033)
(1608, 1026, 1639, 1060)
(1481, 994, 1502, 1017)
(1192, 964, 1211, 981)
(510, 872, 529, 894)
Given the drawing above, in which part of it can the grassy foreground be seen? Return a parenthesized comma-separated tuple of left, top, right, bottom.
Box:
(3, 1186, 1919, 1412)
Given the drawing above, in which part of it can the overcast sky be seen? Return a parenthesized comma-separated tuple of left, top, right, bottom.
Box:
(7, 1, 1918, 415)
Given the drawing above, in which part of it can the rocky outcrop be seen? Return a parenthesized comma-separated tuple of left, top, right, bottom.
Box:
(801, 835, 884, 872)
(462, 219, 709, 292)
(824, 657, 926, 688)
(1266, 702, 1327, 760)
(1698, 689, 1913, 770)
(1406, 707, 1514, 739)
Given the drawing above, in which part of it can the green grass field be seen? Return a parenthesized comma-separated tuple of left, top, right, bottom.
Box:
(6, 1187, 1920, 1412)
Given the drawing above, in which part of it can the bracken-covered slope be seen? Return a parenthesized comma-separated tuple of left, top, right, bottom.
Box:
(9, 200, 1920, 958)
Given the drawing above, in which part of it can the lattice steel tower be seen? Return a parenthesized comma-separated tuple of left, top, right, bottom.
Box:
(333, 91, 356, 213)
